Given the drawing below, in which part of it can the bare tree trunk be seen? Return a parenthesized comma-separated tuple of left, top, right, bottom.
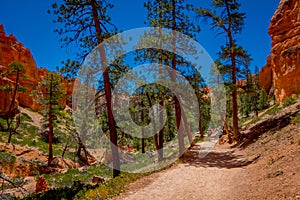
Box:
(61, 136, 70, 158)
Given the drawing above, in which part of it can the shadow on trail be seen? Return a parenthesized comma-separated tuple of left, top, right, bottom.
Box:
(181, 144, 253, 169)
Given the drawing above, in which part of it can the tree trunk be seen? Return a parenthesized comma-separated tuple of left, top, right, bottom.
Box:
(7, 71, 20, 143)
(181, 108, 194, 146)
(7, 131, 13, 144)
(158, 100, 164, 161)
(171, 0, 185, 156)
(199, 112, 204, 138)
(146, 93, 161, 161)
(225, 2, 239, 141)
(141, 100, 145, 154)
(61, 136, 70, 158)
(91, 0, 120, 177)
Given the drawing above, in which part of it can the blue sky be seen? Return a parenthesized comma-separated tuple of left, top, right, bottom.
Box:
(0, 0, 280, 72)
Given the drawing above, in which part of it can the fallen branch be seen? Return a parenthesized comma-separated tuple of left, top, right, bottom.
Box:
(0, 173, 28, 195)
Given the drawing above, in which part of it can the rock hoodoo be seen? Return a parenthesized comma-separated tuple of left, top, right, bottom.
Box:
(268, 0, 300, 103)
(0, 24, 42, 113)
(259, 56, 273, 94)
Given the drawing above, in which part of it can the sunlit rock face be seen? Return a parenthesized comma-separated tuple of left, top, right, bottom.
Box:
(0, 24, 73, 115)
(259, 56, 273, 94)
(0, 24, 42, 113)
(268, 0, 300, 104)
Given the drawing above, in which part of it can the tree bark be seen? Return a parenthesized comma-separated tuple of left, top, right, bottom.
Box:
(158, 100, 164, 161)
(181, 108, 194, 145)
(91, 0, 120, 177)
(170, 0, 185, 157)
(146, 93, 162, 161)
(7, 70, 20, 143)
(141, 100, 145, 154)
(225, 1, 239, 141)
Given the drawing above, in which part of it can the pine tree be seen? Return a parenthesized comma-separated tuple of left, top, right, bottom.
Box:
(142, 0, 200, 156)
(50, 0, 121, 177)
(39, 72, 65, 166)
(252, 66, 260, 116)
(0, 61, 26, 143)
(195, 0, 251, 141)
(258, 88, 269, 111)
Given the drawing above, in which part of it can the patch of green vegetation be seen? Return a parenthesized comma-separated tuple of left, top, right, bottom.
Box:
(265, 104, 281, 116)
(291, 114, 300, 125)
(0, 116, 7, 130)
(266, 169, 284, 178)
(43, 164, 112, 188)
(0, 151, 16, 164)
(21, 168, 146, 200)
(194, 136, 209, 144)
(242, 116, 260, 128)
(1, 176, 25, 190)
(20, 113, 33, 122)
(77, 172, 145, 200)
(19, 180, 86, 200)
(283, 96, 296, 107)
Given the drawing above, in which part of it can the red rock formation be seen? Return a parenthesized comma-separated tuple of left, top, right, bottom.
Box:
(0, 24, 42, 111)
(0, 66, 19, 116)
(259, 56, 273, 93)
(0, 24, 73, 114)
(37, 67, 75, 107)
(268, 0, 300, 104)
(35, 176, 49, 192)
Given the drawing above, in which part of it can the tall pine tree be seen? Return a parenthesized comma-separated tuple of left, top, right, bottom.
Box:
(143, 0, 200, 156)
(195, 0, 250, 141)
(50, 0, 121, 177)
(39, 73, 65, 166)
(0, 61, 26, 143)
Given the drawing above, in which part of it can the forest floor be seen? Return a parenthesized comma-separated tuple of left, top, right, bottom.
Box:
(114, 116, 300, 200)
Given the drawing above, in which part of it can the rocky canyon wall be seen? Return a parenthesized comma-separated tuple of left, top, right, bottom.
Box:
(268, 0, 300, 103)
(0, 24, 73, 115)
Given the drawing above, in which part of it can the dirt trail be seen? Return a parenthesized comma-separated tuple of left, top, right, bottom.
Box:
(19, 107, 42, 128)
(114, 140, 255, 200)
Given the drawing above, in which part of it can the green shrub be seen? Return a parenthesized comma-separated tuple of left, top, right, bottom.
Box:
(266, 104, 281, 116)
(291, 114, 300, 124)
(0, 152, 16, 164)
(283, 96, 296, 107)
(20, 113, 34, 122)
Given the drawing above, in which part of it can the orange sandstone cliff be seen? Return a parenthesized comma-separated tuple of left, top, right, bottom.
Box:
(268, 0, 300, 103)
(0, 24, 73, 115)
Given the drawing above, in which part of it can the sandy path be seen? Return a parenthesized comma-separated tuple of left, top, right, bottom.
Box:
(19, 107, 42, 128)
(114, 140, 253, 200)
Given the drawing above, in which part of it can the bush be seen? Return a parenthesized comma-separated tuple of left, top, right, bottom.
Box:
(258, 89, 269, 110)
(0, 152, 16, 164)
(20, 113, 33, 122)
(283, 96, 296, 107)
